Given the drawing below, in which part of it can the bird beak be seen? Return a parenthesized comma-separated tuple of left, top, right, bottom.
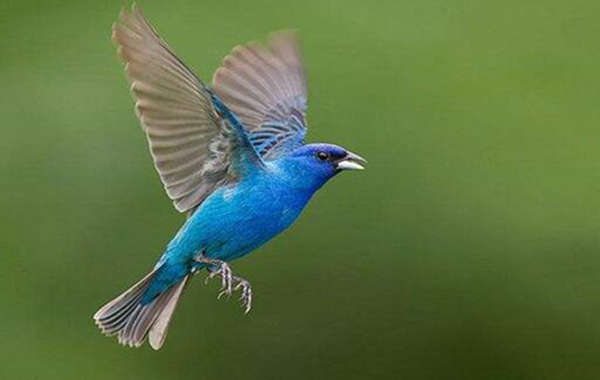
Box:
(336, 151, 367, 171)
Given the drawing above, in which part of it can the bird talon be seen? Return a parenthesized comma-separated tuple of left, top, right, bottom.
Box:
(217, 289, 232, 300)
(232, 276, 252, 314)
(194, 254, 252, 313)
(195, 255, 250, 311)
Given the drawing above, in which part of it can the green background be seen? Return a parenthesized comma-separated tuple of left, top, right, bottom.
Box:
(1, 0, 600, 378)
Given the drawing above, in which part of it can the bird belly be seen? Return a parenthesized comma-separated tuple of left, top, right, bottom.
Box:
(204, 192, 305, 261)
(163, 181, 309, 266)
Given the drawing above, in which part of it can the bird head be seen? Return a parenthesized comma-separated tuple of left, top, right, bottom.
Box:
(276, 143, 367, 191)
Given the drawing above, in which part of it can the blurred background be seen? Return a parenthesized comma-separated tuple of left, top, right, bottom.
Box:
(1, 0, 600, 378)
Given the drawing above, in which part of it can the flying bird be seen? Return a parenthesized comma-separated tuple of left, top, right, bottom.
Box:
(94, 4, 366, 350)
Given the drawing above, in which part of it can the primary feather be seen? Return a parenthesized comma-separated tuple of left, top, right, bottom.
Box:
(113, 5, 259, 213)
(213, 31, 308, 158)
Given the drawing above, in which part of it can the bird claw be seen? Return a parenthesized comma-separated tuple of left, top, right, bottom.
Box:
(215, 275, 252, 313)
(205, 262, 233, 296)
(194, 253, 251, 313)
(233, 276, 252, 314)
(217, 288, 232, 300)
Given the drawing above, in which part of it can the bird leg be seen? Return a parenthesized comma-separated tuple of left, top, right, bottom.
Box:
(194, 254, 233, 297)
(193, 253, 252, 313)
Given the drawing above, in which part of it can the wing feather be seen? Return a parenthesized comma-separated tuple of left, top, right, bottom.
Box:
(113, 5, 255, 213)
(213, 31, 309, 159)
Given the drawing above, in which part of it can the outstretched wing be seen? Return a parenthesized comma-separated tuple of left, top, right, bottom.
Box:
(113, 5, 262, 213)
(212, 31, 308, 159)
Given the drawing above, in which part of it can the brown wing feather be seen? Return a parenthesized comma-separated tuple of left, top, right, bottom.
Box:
(213, 30, 309, 158)
(113, 5, 231, 212)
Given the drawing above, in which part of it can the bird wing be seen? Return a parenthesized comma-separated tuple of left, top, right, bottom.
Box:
(212, 30, 308, 159)
(113, 5, 263, 213)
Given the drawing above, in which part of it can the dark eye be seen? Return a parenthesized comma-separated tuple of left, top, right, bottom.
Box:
(317, 151, 329, 161)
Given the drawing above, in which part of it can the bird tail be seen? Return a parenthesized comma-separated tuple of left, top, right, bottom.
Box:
(93, 266, 190, 350)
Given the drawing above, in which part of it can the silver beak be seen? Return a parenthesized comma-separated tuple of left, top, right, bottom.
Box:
(336, 151, 367, 171)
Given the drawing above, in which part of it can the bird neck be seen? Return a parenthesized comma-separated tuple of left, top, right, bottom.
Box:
(267, 158, 332, 196)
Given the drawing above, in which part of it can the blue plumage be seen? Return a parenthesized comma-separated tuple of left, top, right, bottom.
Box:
(94, 4, 366, 349)
(144, 142, 349, 302)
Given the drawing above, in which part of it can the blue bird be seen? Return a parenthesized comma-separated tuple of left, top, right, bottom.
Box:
(94, 4, 366, 350)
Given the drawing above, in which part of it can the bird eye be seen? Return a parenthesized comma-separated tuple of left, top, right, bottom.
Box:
(317, 151, 329, 161)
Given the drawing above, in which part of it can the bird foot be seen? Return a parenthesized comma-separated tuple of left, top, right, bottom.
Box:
(233, 275, 252, 314)
(194, 254, 233, 297)
(194, 254, 252, 313)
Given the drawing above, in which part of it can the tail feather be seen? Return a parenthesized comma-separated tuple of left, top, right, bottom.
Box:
(149, 276, 189, 349)
(94, 267, 189, 349)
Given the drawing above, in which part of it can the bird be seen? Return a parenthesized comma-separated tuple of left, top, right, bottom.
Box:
(94, 4, 367, 350)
